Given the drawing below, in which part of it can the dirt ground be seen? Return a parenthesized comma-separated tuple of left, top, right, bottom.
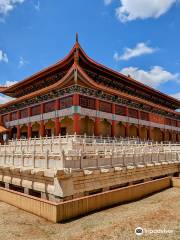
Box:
(0, 187, 179, 240)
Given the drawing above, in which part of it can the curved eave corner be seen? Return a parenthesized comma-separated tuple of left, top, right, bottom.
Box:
(1, 44, 78, 97)
(78, 45, 180, 109)
(0, 64, 76, 109)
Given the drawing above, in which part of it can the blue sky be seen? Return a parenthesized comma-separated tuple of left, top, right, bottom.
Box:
(0, 0, 180, 105)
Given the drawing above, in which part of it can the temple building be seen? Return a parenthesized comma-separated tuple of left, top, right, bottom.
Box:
(0, 36, 180, 142)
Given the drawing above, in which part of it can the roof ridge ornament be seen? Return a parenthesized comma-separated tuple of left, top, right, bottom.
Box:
(74, 32, 79, 64)
(76, 32, 79, 43)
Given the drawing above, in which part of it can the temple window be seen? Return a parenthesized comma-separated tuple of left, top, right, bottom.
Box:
(140, 111, 149, 121)
(31, 105, 41, 116)
(12, 112, 18, 121)
(99, 101, 112, 113)
(60, 96, 73, 109)
(165, 118, 171, 126)
(115, 105, 126, 116)
(2, 114, 9, 123)
(44, 101, 55, 113)
(128, 108, 138, 118)
(79, 96, 95, 109)
(171, 119, 177, 127)
(20, 109, 28, 119)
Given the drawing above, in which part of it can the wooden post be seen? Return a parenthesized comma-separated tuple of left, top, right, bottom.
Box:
(73, 94, 80, 135)
(95, 99, 100, 136)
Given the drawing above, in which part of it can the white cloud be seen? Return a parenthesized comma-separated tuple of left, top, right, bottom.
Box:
(104, 0, 113, 5)
(171, 92, 180, 100)
(0, 94, 14, 104)
(114, 42, 157, 61)
(0, 49, 8, 63)
(0, 0, 25, 16)
(18, 56, 28, 68)
(4, 80, 17, 86)
(121, 66, 179, 88)
(116, 0, 177, 22)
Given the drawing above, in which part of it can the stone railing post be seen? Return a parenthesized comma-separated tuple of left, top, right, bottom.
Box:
(122, 150, 125, 166)
(142, 149, 145, 165)
(132, 149, 135, 166)
(4, 145, 7, 165)
(40, 136, 43, 153)
(66, 133, 69, 142)
(50, 137, 53, 153)
(59, 134, 62, 153)
(111, 150, 113, 167)
(150, 149, 153, 164)
(34, 137, 36, 152)
(96, 150, 99, 168)
(82, 139, 86, 152)
(45, 149, 49, 169)
(32, 150, 35, 168)
(61, 150, 65, 168)
(12, 149, 15, 166)
(21, 149, 24, 167)
(79, 150, 83, 169)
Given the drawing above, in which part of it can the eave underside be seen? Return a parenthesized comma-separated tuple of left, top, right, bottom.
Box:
(0, 65, 179, 122)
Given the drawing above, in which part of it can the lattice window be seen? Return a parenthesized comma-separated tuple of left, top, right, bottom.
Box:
(79, 96, 95, 109)
(60, 96, 73, 109)
(12, 112, 18, 121)
(165, 118, 171, 126)
(99, 101, 112, 113)
(171, 119, 177, 127)
(2, 114, 9, 123)
(44, 101, 55, 113)
(140, 111, 149, 121)
(128, 108, 138, 118)
(20, 109, 28, 119)
(115, 105, 126, 116)
(31, 105, 41, 116)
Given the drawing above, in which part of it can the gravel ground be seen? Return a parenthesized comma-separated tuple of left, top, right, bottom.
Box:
(0, 187, 179, 240)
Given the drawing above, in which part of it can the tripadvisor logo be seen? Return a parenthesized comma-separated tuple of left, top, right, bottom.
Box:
(135, 227, 144, 236)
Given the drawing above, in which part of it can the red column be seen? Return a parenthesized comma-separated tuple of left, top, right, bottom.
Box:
(55, 117, 61, 136)
(176, 132, 179, 142)
(147, 127, 153, 140)
(125, 107, 129, 138)
(28, 123, 32, 139)
(125, 107, 128, 116)
(73, 94, 80, 134)
(94, 99, 100, 136)
(55, 99, 61, 136)
(73, 114, 80, 134)
(138, 111, 141, 139)
(138, 125, 141, 139)
(0, 115, 2, 125)
(162, 130, 165, 142)
(40, 103, 45, 137)
(40, 120, 45, 137)
(17, 111, 21, 139)
(28, 107, 32, 139)
(125, 123, 130, 137)
(169, 132, 172, 142)
(17, 110, 20, 120)
(8, 113, 12, 122)
(111, 103, 116, 137)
